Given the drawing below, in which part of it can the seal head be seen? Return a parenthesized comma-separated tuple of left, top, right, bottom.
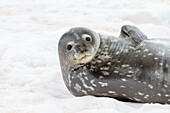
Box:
(58, 27, 100, 69)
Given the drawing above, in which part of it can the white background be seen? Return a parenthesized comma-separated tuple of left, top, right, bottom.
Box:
(0, 0, 170, 112)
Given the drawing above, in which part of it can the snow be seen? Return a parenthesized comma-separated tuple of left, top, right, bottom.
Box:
(0, 0, 170, 112)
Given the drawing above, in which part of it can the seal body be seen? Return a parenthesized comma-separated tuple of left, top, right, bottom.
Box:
(58, 25, 170, 104)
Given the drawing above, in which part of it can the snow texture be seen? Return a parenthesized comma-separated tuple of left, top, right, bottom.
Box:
(0, 0, 170, 113)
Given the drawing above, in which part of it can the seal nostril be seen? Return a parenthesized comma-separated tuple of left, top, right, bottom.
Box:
(80, 51, 84, 53)
(75, 43, 87, 53)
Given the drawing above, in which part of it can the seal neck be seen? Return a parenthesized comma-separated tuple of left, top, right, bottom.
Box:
(93, 33, 120, 59)
(84, 34, 119, 72)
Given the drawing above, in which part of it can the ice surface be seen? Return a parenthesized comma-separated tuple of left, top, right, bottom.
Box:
(0, 0, 170, 113)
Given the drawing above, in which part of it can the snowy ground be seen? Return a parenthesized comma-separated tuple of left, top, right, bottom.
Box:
(0, 0, 170, 113)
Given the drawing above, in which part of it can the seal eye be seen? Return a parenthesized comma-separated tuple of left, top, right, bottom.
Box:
(85, 37, 91, 42)
(67, 44, 72, 51)
(82, 34, 92, 42)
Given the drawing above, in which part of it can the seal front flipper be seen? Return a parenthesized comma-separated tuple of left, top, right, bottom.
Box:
(119, 25, 147, 44)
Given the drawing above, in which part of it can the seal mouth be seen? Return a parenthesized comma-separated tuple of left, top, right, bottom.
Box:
(73, 54, 92, 61)
(72, 46, 94, 63)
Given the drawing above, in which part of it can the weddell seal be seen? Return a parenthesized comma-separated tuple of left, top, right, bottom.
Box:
(58, 25, 170, 104)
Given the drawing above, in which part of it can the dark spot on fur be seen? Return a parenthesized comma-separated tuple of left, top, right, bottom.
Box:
(163, 60, 168, 73)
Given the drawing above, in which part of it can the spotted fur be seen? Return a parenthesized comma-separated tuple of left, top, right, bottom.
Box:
(58, 25, 170, 104)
